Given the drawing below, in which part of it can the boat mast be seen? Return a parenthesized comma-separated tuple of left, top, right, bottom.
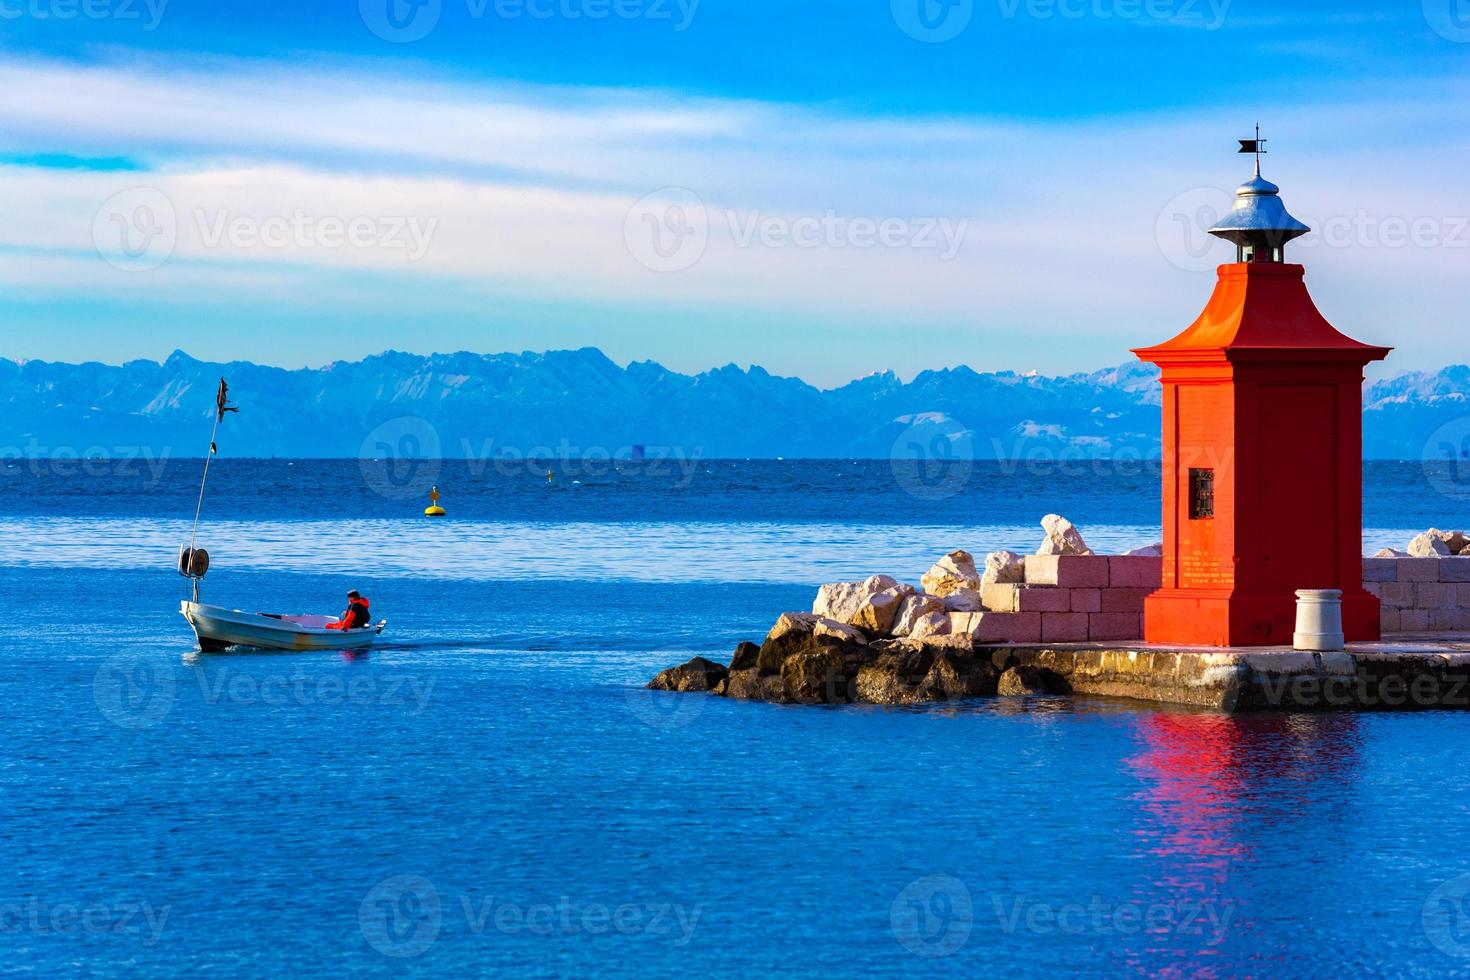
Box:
(184, 378, 236, 602)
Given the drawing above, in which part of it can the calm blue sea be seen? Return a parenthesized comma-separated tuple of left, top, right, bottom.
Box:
(4, 459, 1470, 977)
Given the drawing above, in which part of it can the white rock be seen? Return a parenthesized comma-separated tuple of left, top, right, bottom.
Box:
(1408, 531, 1452, 558)
(852, 586, 913, 636)
(943, 589, 983, 612)
(920, 551, 981, 597)
(766, 611, 819, 644)
(1037, 514, 1092, 556)
(1374, 548, 1410, 558)
(813, 617, 868, 646)
(1124, 542, 1163, 557)
(1462, 545, 1470, 557)
(813, 574, 899, 622)
(981, 550, 1026, 587)
(891, 593, 947, 637)
(907, 611, 952, 640)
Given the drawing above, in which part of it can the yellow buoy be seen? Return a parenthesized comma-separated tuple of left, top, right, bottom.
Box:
(424, 486, 447, 517)
(546, 468, 553, 484)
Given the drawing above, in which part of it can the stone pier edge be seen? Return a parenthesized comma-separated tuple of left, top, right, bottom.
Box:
(1006, 639, 1470, 712)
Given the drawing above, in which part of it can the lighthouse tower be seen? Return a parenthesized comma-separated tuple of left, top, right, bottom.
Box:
(1133, 147, 1391, 647)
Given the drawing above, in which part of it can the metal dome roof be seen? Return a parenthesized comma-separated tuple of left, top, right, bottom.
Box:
(1208, 168, 1311, 246)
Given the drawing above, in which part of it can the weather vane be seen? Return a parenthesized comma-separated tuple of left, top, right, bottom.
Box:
(1238, 124, 1267, 174)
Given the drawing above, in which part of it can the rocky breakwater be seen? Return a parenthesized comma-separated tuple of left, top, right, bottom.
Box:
(649, 516, 1159, 707)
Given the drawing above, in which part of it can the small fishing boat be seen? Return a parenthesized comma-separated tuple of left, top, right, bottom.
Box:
(181, 602, 386, 653)
(176, 378, 387, 653)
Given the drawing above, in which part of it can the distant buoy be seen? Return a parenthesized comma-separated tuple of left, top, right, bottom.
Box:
(424, 486, 447, 517)
(546, 468, 554, 484)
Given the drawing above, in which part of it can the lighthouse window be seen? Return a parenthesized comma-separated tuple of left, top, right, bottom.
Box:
(1189, 468, 1215, 520)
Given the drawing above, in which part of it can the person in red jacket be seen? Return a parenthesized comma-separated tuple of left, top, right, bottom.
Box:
(327, 590, 371, 631)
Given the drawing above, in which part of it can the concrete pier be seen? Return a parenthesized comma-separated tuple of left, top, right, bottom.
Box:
(1007, 633, 1470, 712)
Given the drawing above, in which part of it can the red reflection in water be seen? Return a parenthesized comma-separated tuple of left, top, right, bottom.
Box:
(1113, 711, 1363, 974)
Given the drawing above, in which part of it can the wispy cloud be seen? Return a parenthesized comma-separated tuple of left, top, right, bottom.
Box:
(0, 52, 1466, 379)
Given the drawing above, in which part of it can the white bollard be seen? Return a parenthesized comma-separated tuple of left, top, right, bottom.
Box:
(1294, 589, 1345, 651)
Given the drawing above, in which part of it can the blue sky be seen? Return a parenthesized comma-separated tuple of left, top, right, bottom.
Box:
(0, 0, 1467, 384)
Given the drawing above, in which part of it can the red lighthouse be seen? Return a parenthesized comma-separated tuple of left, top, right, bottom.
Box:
(1134, 145, 1391, 647)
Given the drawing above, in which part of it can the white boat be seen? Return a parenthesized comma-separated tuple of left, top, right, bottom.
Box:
(181, 601, 386, 653)
(175, 378, 389, 654)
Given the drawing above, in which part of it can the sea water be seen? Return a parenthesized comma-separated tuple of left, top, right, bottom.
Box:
(2, 459, 1470, 976)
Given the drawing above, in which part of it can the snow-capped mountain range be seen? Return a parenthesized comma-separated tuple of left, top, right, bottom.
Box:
(2, 348, 1465, 460)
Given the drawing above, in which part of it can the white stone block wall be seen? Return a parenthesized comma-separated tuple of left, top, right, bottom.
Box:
(965, 555, 1159, 644)
(1362, 557, 1470, 633)
(972, 555, 1470, 644)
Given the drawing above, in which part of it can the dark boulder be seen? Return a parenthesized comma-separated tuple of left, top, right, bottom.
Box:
(756, 612, 867, 675)
(723, 669, 790, 703)
(648, 656, 729, 693)
(729, 642, 760, 672)
(781, 648, 851, 705)
(854, 655, 914, 705)
(917, 652, 1000, 701)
